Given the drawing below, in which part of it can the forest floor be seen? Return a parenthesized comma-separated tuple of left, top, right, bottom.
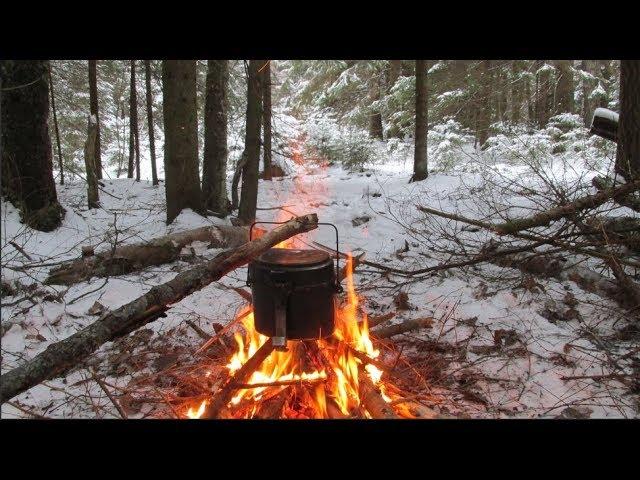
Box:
(2, 138, 639, 419)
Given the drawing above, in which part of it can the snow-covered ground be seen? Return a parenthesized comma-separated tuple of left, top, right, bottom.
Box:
(2, 130, 638, 419)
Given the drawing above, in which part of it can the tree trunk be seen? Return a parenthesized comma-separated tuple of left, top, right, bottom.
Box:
(535, 60, 551, 128)
(88, 60, 102, 180)
(412, 59, 428, 182)
(238, 60, 263, 225)
(385, 60, 403, 138)
(129, 60, 140, 181)
(48, 63, 64, 185)
(387, 60, 401, 92)
(525, 67, 534, 125)
(554, 60, 574, 115)
(162, 60, 203, 224)
(581, 60, 596, 126)
(477, 60, 492, 147)
(511, 60, 522, 124)
(203, 60, 230, 213)
(46, 224, 250, 286)
(262, 60, 273, 180)
(0, 213, 319, 404)
(615, 60, 640, 182)
(0, 60, 64, 232)
(368, 69, 384, 140)
(83, 115, 100, 209)
(144, 60, 158, 186)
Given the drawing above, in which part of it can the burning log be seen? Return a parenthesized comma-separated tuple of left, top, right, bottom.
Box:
(359, 374, 399, 419)
(202, 339, 275, 418)
(0, 214, 319, 404)
(46, 225, 249, 286)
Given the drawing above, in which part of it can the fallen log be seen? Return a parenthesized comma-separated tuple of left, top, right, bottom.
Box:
(46, 225, 249, 286)
(492, 178, 640, 235)
(0, 213, 318, 404)
(372, 317, 434, 339)
(202, 339, 275, 419)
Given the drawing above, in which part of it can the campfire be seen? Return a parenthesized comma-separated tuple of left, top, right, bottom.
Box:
(180, 230, 436, 419)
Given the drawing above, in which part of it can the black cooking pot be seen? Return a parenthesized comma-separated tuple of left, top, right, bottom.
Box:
(247, 222, 342, 350)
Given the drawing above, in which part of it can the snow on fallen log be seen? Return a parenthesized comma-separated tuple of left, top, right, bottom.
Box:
(45, 225, 250, 286)
(0, 213, 319, 404)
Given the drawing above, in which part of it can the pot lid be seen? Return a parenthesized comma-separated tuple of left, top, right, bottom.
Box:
(256, 248, 331, 267)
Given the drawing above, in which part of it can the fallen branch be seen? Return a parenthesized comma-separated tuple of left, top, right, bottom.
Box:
(592, 176, 640, 213)
(493, 178, 640, 234)
(0, 213, 319, 404)
(372, 317, 434, 339)
(46, 225, 249, 286)
(417, 205, 640, 269)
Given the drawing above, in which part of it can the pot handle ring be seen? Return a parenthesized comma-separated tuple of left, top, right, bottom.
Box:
(249, 221, 343, 292)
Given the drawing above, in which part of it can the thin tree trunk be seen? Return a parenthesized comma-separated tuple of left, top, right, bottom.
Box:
(0, 213, 319, 404)
(0, 60, 64, 232)
(162, 60, 203, 224)
(511, 60, 522, 124)
(144, 60, 158, 186)
(477, 60, 492, 147)
(368, 68, 383, 140)
(130, 60, 140, 181)
(88, 60, 102, 180)
(48, 62, 64, 185)
(581, 60, 594, 126)
(554, 60, 574, 115)
(412, 59, 428, 182)
(83, 115, 100, 209)
(262, 60, 273, 180)
(203, 60, 230, 213)
(535, 60, 551, 128)
(238, 60, 263, 225)
(386, 60, 402, 138)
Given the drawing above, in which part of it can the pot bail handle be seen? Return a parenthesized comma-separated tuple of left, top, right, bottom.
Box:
(248, 220, 343, 292)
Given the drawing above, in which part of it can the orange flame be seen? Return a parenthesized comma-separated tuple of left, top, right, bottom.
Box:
(185, 254, 393, 419)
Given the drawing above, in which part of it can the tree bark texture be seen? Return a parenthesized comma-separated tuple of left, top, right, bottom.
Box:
(238, 60, 263, 225)
(88, 60, 102, 179)
(0, 60, 64, 232)
(203, 60, 230, 213)
(616, 60, 640, 182)
(83, 115, 100, 209)
(144, 60, 158, 186)
(262, 60, 273, 180)
(412, 59, 428, 181)
(162, 60, 203, 224)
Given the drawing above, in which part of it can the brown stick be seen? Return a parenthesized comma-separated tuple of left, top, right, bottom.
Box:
(46, 225, 250, 286)
(202, 339, 275, 419)
(359, 374, 399, 419)
(8, 241, 33, 261)
(0, 213, 319, 404)
(368, 311, 396, 328)
(89, 368, 128, 419)
(372, 317, 434, 339)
